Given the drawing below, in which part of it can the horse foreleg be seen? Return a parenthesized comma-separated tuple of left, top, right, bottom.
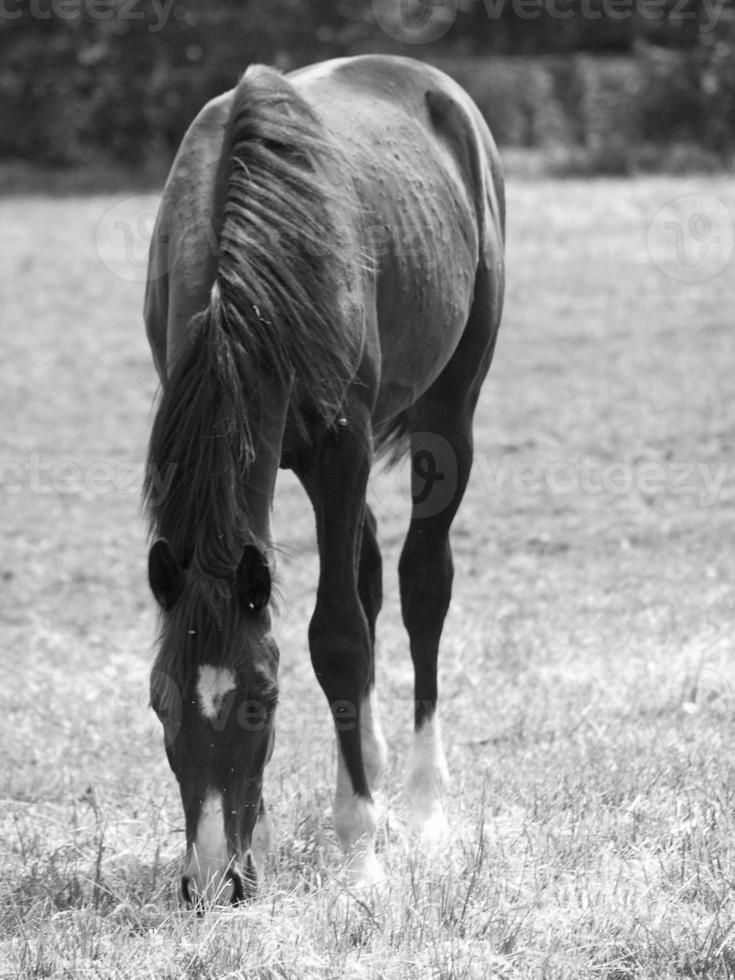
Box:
(295, 417, 383, 885)
(356, 504, 388, 791)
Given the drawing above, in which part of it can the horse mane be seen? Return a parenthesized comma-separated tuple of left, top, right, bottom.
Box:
(144, 65, 360, 581)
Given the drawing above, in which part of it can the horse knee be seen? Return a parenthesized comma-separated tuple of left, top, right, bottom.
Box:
(308, 618, 371, 703)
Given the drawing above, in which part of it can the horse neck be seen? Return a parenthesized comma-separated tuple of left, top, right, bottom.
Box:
(148, 368, 289, 575)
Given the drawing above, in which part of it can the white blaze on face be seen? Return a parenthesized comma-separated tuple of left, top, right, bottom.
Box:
(184, 791, 233, 903)
(196, 665, 236, 720)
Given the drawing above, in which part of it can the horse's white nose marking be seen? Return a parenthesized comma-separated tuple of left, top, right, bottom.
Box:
(185, 791, 233, 902)
(195, 792, 228, 863)
(196, 665, 236, 720)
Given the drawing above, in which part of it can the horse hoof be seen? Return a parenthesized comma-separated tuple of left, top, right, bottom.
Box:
(407, 795, 450, 846)
(343, 850, 385, 890)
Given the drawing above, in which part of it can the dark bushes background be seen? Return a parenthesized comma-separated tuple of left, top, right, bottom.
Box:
(0, 0, 733, 173)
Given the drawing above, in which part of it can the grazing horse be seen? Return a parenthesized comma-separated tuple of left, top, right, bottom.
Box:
(143, 54, 504, 906)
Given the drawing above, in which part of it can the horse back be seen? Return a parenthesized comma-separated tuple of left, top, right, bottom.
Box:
(291, 56, 505, 424)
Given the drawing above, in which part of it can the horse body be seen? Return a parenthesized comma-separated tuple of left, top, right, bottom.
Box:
(296, 57, 505, 431)
(144, 55, 504, 905)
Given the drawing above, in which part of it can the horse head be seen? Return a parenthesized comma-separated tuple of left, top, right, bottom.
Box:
(148, 539, 278, 907)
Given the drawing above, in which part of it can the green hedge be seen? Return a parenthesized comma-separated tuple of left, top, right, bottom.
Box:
(1, 41, 733, 173)
(436, 45, 735, 174)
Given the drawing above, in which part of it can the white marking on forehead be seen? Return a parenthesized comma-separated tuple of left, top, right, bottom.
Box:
(196, 665, 236, 720)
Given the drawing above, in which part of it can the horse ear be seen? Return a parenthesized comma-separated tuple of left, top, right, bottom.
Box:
(148, 539, 185, 611)
(235, 545, 271, 614)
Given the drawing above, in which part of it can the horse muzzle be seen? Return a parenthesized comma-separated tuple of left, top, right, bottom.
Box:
(182, 850, 258, 909)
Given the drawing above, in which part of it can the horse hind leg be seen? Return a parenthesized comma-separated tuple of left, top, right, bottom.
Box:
(399, 420, 473, 841)
(399, 273, 499, 841)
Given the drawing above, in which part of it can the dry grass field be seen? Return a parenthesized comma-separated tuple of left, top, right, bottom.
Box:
(1, 175, 734, 978)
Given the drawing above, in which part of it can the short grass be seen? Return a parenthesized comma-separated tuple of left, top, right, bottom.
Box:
(1, 175, 734, 979)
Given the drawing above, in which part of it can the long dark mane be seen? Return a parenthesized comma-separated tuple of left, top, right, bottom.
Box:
(143, 66, 361, 689)
(144, 65, 359, 579)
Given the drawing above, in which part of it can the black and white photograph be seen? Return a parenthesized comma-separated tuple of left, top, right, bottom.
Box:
(2, 1, 734, 976)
